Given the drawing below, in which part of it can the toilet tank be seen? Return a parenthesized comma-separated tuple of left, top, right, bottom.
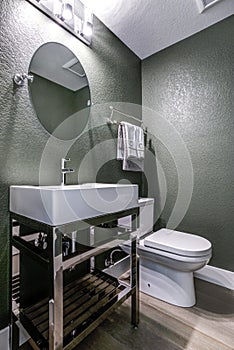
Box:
(138, 198, 154, 238)
(118, 198, 154, 238)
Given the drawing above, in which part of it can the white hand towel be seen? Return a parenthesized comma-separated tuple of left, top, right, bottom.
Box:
(135, 126, 144, 159)
(117, 121, 144, 172)
(122, 122, 138, 159)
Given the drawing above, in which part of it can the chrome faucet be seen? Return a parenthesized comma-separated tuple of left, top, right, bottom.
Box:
(61, 158, 74, 186)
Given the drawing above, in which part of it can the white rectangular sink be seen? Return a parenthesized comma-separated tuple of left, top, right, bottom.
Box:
(10, 183, 139, 225)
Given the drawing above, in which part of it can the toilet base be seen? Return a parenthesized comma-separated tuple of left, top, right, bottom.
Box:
(140, 259, 196, 307)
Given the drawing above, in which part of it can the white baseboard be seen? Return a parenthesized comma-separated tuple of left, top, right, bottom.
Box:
(195, 265, 234, 290)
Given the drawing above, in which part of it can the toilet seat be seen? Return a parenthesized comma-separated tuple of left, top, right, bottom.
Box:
(144, 229, 212, 257)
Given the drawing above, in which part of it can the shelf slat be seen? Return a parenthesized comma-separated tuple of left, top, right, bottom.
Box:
(20, 271, 127, 348)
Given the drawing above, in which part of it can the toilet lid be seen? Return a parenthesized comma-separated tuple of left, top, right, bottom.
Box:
(144, 229, 212, 257)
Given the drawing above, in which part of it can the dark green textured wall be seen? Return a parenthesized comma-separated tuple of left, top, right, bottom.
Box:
(0, 0, 141, 329)
(142, 16, 234, 271)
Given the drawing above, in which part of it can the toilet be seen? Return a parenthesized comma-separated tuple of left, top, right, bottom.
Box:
(120, 198, 212, 307)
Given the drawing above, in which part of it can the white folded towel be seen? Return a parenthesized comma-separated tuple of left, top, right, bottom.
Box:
(135, 124, 144, 159)
(117, 122, 144, 172)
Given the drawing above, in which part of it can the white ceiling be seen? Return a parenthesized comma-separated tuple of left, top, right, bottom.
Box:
(83, 0, 234, 59)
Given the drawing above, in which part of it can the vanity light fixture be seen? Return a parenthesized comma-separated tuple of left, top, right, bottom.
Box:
(25, 0, 93, 46)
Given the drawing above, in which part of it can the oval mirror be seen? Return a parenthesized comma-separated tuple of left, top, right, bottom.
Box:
(28, 42, 91, 140)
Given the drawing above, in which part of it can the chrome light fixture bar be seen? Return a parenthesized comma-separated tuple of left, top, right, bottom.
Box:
(26, 0, 93, 46)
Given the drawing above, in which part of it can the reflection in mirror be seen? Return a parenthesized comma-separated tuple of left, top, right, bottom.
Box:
(28, 42, 91, 140)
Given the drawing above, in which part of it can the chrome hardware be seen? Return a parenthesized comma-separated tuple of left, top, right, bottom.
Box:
(62, 238, 70, 257)
(108, 105, 144, 127)
(34, 233, 47, 250)
(105, 248, 123, 267)
(13, 73, 34, 86)
(61, 158, 74, 186)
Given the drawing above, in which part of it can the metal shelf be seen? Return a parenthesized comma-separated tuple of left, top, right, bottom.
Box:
(19, 271, 129, 349)
(11, 207, 139, 350)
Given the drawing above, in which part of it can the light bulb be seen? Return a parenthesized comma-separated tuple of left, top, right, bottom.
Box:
(82, 6, 93, 37)
(53, 0, 62, 17)
(82, 21, 93, 36)
(61, 3, 73, 21)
